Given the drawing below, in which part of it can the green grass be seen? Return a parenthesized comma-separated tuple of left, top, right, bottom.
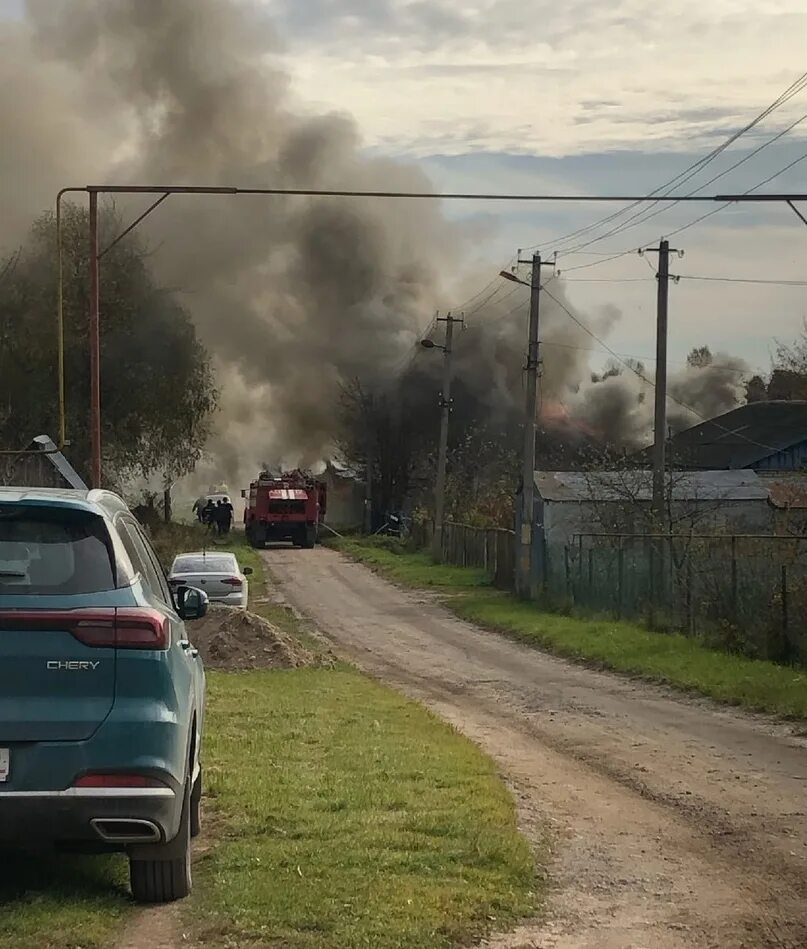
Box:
(0, 528, 538, 948)
(334, 538, 807, 720)
(0, 854, 130, 949)
(189, 668, 538, 949)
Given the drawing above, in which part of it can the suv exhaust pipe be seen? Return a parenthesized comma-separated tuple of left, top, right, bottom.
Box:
(90, 818, 161, 844)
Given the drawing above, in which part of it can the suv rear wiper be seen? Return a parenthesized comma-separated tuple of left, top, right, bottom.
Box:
(0, 570, 27, 577)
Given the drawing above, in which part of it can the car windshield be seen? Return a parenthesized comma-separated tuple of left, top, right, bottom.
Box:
(0, 505, 117, 595)
(172, 555, 236, 574)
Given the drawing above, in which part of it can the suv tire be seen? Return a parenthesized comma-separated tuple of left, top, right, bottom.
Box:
(129, 780, 192, 903)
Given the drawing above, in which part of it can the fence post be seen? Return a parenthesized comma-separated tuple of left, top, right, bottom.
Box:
(648, 541, 656, 627)
(617, 540, 624, 619)
(731, 535, 738, 623)
(578, 534, 583, 583)
(686, 555, 694, 635)
(781, 564, 788, 648)
(564, 545, 571, 600)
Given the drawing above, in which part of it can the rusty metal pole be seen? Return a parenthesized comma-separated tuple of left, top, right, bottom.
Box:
(88, 189, 102, 488)
(56, 193, 66, 450)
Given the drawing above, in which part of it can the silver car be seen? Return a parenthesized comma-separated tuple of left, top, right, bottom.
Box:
(168, 551, 252, 609)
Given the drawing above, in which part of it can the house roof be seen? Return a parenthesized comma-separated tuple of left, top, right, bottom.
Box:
(648, 401, 807, 469)
(535, 469, 769, 503)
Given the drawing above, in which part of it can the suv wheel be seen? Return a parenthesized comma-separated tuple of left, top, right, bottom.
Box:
(129, 779, 192, 903)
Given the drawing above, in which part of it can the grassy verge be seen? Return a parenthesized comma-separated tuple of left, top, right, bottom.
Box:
(333, 538, 807, 720)
(158, 530, 541, 947)
(0, 856, 129, 949)
(190, 668, 537, 949)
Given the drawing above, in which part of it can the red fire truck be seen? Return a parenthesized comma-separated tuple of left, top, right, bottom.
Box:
(243, 470, 326, 549)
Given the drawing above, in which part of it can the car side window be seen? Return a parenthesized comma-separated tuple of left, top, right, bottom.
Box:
(118, 519, 170, 606)
(132, 524, 174, 606)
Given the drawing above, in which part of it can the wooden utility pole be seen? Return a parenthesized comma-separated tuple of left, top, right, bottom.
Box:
(364, 395, 374, 534)
(516, 252, 553, 597)
(431, 312, 463, 560)
(644, 240, 676, 520)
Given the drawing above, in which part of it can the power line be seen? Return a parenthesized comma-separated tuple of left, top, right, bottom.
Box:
(556, 109, 807, 262)
(557, 145, 807, 275)
(561, 277, 655, 283)
(536, 70, 807, 256)
(663, 148, 807, 242)
(674, 274, 807, 287)
(464, 282, 512, 318)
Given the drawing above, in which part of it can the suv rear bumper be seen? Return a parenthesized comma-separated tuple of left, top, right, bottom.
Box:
(0, 785, 180, 847)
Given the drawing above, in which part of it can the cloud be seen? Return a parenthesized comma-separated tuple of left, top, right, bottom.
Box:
(262, 0, 807, 157)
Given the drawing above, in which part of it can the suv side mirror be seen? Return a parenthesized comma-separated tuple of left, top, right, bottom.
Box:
(176, 585, 209, 621)
(242, 566, 254, 576)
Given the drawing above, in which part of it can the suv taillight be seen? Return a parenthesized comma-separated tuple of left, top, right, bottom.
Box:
(0, 608, 169, 650)
(113, 608, 169, 649)
(74, 773, 168, 788)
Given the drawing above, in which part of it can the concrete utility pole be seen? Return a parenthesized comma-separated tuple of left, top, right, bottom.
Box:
(644, 240, 678, 521)
(424, 312, 463, 560)
(516, 252, 554, 597)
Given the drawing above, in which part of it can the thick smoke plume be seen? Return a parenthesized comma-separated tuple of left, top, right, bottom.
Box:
(1, 0, 748, 495)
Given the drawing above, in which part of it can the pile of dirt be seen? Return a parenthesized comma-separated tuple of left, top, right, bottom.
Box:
(189, 605, 317, 671)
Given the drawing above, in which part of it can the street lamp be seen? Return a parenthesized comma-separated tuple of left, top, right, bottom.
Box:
(499, 269, 530, 287)
(420, 338, 444, 351)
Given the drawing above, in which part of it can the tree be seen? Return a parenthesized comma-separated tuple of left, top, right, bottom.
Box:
(337, 378, 425, 521)
(687, 345, 713, 369)
(0, 204, 218, 484)
(744, 323, 807, 403)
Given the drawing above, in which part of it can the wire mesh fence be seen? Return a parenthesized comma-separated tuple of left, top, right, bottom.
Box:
(410, 520, 805, 667)
(546, 533, 807, 665)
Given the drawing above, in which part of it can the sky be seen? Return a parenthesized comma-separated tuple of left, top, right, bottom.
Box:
(1, 0, 805, 375)
(256, 0, 807, 371)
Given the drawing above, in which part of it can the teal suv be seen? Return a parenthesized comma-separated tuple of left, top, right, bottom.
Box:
(0, 488, 207, 903)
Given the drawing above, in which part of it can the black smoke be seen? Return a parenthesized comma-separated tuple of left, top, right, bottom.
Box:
(1, 0, 749, 494)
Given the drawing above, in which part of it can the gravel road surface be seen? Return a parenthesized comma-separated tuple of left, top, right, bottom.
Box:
(263, 546, 807, 949)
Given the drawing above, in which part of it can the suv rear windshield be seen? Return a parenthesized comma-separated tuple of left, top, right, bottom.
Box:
(0, 505, 116, 595)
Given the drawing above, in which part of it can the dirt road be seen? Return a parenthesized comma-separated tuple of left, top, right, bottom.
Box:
(263, 546, 807, 949)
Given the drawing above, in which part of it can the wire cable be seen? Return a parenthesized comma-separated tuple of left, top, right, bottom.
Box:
(540, 70, 807, 256)
(556, 110, 807, 265)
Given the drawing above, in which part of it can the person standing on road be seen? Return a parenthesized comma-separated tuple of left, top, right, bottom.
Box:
(192, 496, 206, 522)
(203, 499, 216, 531)
(212, 499, 224, 535)
(220, 497, 234, 536)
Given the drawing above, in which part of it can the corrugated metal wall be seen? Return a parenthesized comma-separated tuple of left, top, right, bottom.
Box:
(753, 440, 807, 471)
